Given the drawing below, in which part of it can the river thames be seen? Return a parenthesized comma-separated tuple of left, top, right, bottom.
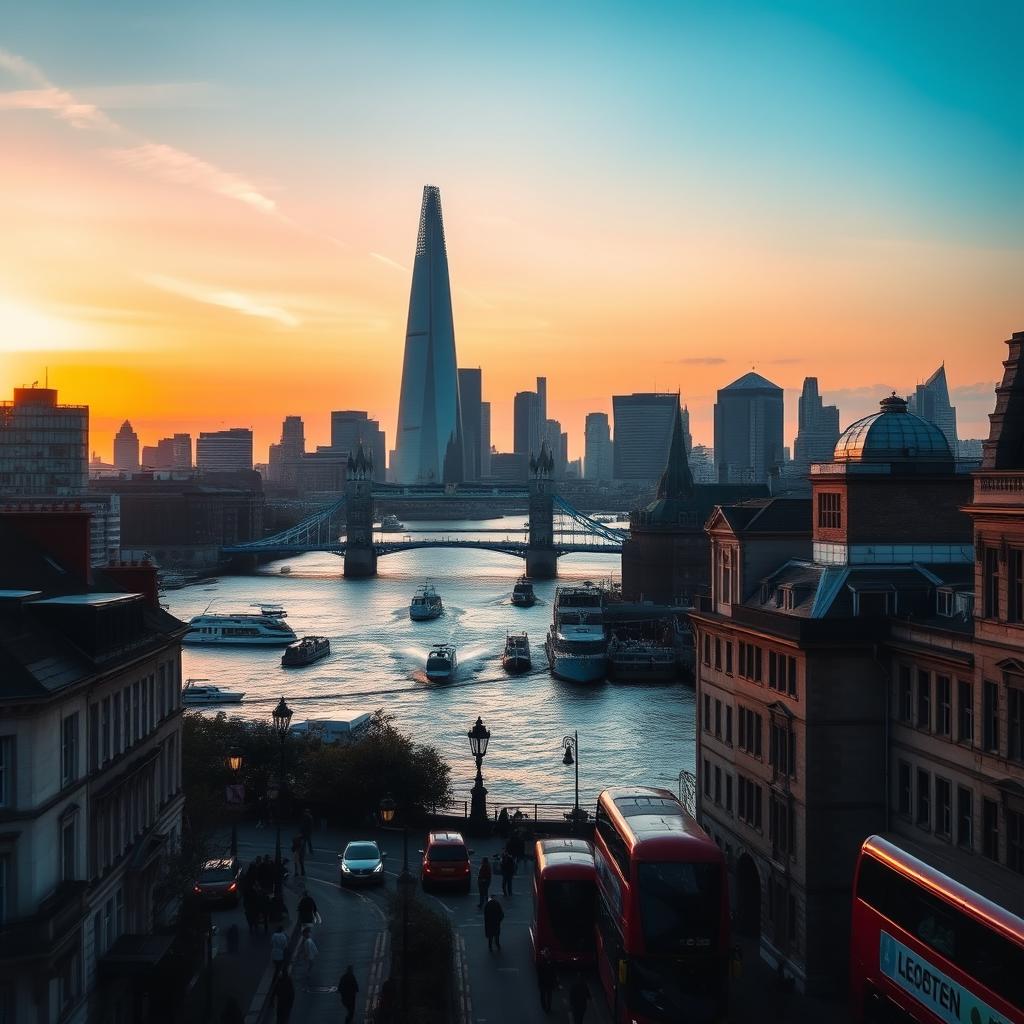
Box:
(165, 518, 697, 810)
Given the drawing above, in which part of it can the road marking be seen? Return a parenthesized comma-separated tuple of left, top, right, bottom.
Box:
(304, 872, 387, 925)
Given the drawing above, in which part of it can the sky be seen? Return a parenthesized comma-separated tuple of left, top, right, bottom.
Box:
(0, 0, 1021, 463)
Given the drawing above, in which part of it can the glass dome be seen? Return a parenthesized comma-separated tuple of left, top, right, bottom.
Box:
(833, 394, 953, 464)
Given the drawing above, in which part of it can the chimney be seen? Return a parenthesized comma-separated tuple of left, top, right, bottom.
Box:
(0, 507, 93, 585)
(105, 560, 161, 609)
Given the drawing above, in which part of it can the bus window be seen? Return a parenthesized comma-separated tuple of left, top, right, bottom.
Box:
(637, 861, 722, 954)
(544, 879, 595, 954)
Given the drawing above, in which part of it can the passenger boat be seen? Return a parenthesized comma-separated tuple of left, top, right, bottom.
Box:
(511, 576, 536, 607)
(425, 644, 458, 682)
(409, 584, 444, 621)
(502, 632, 532, 673)
(544, 584, 607, 683)
(183, 613, 297, 646)
(379, 514, 405, 532)
(281, 635, 331, 667)
(181, 679, 245, 705)
(253, 602, 287, 619)
(606, 637, 677, 683)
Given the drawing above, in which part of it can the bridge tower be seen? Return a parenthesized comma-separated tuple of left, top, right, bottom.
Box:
(343, 444, 378, 578)
(526, 443, 557, 579)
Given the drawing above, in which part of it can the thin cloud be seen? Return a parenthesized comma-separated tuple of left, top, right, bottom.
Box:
(370, 252, 408, 272)
(672, 356, 726, 365)
(144, 274, 300, 327)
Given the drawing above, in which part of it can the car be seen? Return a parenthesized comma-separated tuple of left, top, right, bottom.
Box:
(420, 831, 472, 893)
(192, 857, 242, 906)
(338, 840, 386, 886)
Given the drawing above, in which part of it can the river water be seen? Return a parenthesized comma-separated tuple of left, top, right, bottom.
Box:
(165, 518, 696, 810)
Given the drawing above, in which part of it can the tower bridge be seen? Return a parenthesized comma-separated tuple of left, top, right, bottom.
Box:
(222, 443, 625, 578)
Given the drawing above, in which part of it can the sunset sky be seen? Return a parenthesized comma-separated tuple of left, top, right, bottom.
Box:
(1, 1, 1021, 463)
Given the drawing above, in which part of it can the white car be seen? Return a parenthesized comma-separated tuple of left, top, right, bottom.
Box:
(338, 841, 386, 886)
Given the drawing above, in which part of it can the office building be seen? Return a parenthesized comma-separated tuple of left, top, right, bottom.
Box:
(480, 402, 491, 477)
(713, 373, 784, 485)
(393, 185, 464, 484)
(487, 452, 529, 483)
(791, 378, 840, 476)
(514, 391, 541, 456)
(112, 421, 139, 473)
(268, 416, 306, 488)
(0, 386, 88, 496)
(328, 411, 385, 476)
(612, 393, 680, 481)
(140, 433, 192, 472)
(584, 413, 613, 482)
(909, 364, 958, 451)
(689, 444, 715, 483)
(458, 368, 484, 481)
(196, 428, 253, 474)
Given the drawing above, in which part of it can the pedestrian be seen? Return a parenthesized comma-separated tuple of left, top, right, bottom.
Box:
(337, 965, 359, 1024)
(270, 924, 288, 980)
(272, 966, 296, 1024)
(537, 948, 557, 1012)
(258, 854, 275, 891)
(483, 895, 504, 952)
(477, 855, 492, 908)
(497, 806, 510, 838)
(220, 996, 245, 1024)
(244, 858, 259, 891)
(294, 925, 319, 991)
(569, 973, 590, 1024)
(500, 849, 515, 897)
(291, 834, 306, 876)
(297, 888, 317, 927)
(301, 808, 314, 854)
(511, 829, 526, 869)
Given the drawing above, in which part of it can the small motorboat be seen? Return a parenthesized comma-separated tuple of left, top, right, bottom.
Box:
(281, 635, 331, 667)
(181, 679, 245, 705)
(279, 566, 292, 575)
(425, 644, 457, 682)
(379, 514, 405, 532)
(511, 576, 536, 607)
(410, 584, 444, 621)
(254, 603, 287, 619)
(502, 632, 531, 673)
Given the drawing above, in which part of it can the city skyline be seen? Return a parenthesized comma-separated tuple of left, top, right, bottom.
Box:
(1, 2, 1021, 459)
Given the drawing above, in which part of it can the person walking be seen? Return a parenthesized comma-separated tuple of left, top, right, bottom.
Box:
(500, 849, 516, 897)
(297, 888, 317, 928)
(301, 808, 314, 854)
(483, 895, 505, 952)
(477, 855, 492, 909)
(291, 834, 306, 876)
(272, 966, 296, 1024)
(537, 948, 557, 1012)
(294, 925, 319, 991)
(337, 965, 359, 1023)
(270, 925, 288, 980)
(569, 973, 590, 1024)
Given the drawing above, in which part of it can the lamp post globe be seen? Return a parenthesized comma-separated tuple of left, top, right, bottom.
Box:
(561, 731, 580, 826)
(272, 697, 293, 908)
(468, 716, 491, 831)
(226, 751, 245, 857)
(379, 794, 397, 826)
(272, 696, 293, 738)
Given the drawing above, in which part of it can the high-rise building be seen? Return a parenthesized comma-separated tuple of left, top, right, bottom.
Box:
(480, 402, 492, 477)
(680, 405, 693, 454)
(0, 386, 88, 496)
(393, 185, 464, 484)
(141, 433, 192, 471)
(584, 412, 614, 481)
(514, 391, 541, 456)
(458, 368, 483, 481)
(171, 433, 192, 470)
(196, 428, 253, 473)
(329, 411, 385, 474)
(792, 377, 840, 475)
(612, 393, 680, 481)
(545, 419, 567, 476)
(713, 372, 784, 484)
(908, 364, 958, 451)
(113, 420, 140, 472)
(268, 415, 306, 487)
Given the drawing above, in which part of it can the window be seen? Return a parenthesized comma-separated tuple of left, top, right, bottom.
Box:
(61, 815, 77, 881)
(703, 759, 711, 798)
(0, 737, 11, 808)
(101, 697, 111, 764)
(768, 652, 796, 694)
(936, 676, 951, 737)
(714, 700, 722, 738)
(61, 714, 79, 787)
(935, 778, 951, 839)
(123, 687, 131, 748)
(916, 769, 930, 827)
(984, 546, 1000, 619)
(1009, 682, 1024, 763)
(817, 491, 841, 529)
(133, 681, 141, 741)
(89, 704, 99, 771)
(703, 694, 711, 732)
(113, 692, 122, 755)
(739, 643, 762, 682)
(787, 656, 797, 697)
(897, 762, 912, 817)
(957, 787, 973, 849)
(725, 706, 733, 745)
(1011, 549, 1024, 622)
(714, 765, 721, 805)
(158, 664, 167, 718)
(141, 681, 149, 737)
(983, 799, 999, 861)
(737, 775, 763, 829)
(898, 665, 913, 723)
(769, 794, 794, 859)
(916, 671, 931, 730)
(957, 680, 973, 744)
(770, 721, 796, 777)
(725, 642, 733, 675)
(1009, 810, 1024, 875)
(714, 638, 722, 671)
(738, 707, 763, 757)
(719, 547, 733, 604)
(937, 589, 954, 617)
(983, 681, 1000, 753)
(725, 775, 733, 813)
(0, 852, 9, 925)
(703, 634, 710, 666)
(58, 949, 81, 1013)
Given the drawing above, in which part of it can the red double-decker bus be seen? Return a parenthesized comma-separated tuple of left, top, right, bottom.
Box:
(850, 835, 1024, 1024)
(592, 787, 729, 1024)
(529, 837, 598, 967)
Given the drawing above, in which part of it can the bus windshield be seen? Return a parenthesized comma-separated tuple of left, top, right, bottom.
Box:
(544, 879, 596, 953)
(629, 956, 720, 1024)
(637, 862, 721, 954)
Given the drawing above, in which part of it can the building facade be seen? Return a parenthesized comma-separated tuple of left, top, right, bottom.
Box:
(112, 422, 140, 474)
(267, 416, 306, 489)
(713, 372, 784, 485)
(513, 391, 540, 457)
(458, 368, 484, 481)
(328, 411, 385, 477)
(908, 364, 958, 453)
(584, 412, 613, 482)
(791, 378, 839, 478)
(612, 392, 680, 481)
(195, 429, 253, 474)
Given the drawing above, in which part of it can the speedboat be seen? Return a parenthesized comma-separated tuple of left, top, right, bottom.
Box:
(279, 566, 292, 575)
(253, 602, 287, 619)
(502, 632, 532, 673)
(181, 679, 245, 705)
(183, 613, 297, 646)
(410, 584, 444, 621)
(425, 644, 457, 682)
(281, 635, 331, 667)
(511, 576, 536, 608)
(379, 514, 405, 532)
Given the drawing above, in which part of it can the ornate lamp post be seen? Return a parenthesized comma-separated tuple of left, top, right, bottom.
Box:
(379, 794, 415, 1022)
(561, 731, 580, 826)
(272, 697, 293, 906)
(226, 749, 245, 858)
(467, 717, 491, 830)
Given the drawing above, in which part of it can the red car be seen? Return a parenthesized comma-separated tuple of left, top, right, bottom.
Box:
(420, 831, 472, 893)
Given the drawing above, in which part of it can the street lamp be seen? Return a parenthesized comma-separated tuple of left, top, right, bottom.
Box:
(561, 731, 580, 826)
(226, 749, 245, 858)
(467, 717, 491, 830)
(379, 794, 415, 1023)
(272, 697, 293, 907)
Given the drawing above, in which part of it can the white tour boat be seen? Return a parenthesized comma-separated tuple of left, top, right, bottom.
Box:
(183, 613, 297, 646)
(181, 679, 245, 705)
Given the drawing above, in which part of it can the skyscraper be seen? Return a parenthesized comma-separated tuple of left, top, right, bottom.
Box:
(268, 415, 306, 487)
(514, 391, 541, 456)
(196, 428, 253, 473)
(113, 420, 140, 472)
(713, 373, 784, 484)
(171, 433, 192, 469)
(480, 401, 491, 477)
(612, 393, 680, 481)
(584, 412, 613, 481)
(393, 185, 464, 484)
(330, 411, 385, 474)
(908, 365, 958, 451)
(458, 368, 483, 481)
(792, 377, 840, 475)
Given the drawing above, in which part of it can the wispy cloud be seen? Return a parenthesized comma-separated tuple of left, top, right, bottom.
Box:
(671, 356, 726, 365)
(370, 252, 408, 273)
(144, 274, 300, 327)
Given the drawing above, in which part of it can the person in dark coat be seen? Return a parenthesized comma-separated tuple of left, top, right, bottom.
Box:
(500, 850, 516, 897)
(272, 967, 296, 1024)
(258, 854, 275, 891)
(497, 807, 510, 838)
(297, 888, 317, 926)
(483, 895, 504, 951)
(569, 973, 590, 1024)
(291, 834, 306, 876)
(301, 808, 314, 854)
(337, 965, 359, 1023)
(537, 948, 557, 1011)
(477, 856, 492, 909)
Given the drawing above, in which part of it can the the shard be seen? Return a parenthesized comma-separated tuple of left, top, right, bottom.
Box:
(393, 185, 464, 484)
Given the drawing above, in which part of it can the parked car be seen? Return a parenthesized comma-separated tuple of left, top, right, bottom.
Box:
(338, 841, 386, 886)
(420, 831, 472, 893)
(192, 857, 242, 906)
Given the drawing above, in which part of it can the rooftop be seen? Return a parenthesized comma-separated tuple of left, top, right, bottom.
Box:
(833, 394, 953, 465)
(720, 371, 782, 393)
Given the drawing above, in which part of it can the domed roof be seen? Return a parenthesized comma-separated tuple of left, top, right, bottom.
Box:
(833, 394, 953, 464)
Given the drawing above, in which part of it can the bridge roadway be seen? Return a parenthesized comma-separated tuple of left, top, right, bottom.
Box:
(221, 537, 622, 557)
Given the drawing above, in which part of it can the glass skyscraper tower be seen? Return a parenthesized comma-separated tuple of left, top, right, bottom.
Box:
(393, 185, 464, 484)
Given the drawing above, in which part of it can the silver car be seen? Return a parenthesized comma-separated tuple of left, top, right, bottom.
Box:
(338, 841, 386, 886)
